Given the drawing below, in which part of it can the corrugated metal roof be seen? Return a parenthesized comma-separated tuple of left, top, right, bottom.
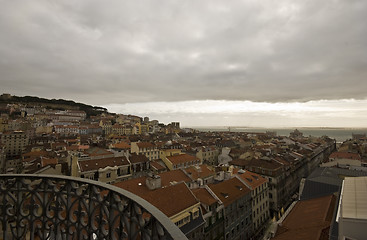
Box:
(342, 176, 367, 220)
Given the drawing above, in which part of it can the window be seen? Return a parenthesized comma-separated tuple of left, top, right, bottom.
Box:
(106, 172, 111, 178)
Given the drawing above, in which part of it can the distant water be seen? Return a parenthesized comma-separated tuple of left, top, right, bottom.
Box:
(191, 127, 367, 143)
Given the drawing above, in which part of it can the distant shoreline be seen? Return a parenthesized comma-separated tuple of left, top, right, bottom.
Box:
(186, 126, 367, 142)
(186, 126, 367, 130)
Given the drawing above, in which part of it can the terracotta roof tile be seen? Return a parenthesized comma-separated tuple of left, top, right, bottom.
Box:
(150, 160, 166, 171)
(184, 164, 215, 180)
(167, 154, 199, 165)
(273, 195, 336, 240)
(79, 156, 129, 172)
(115, 181, 198, 217)
(136, 142, 155, 148)
(159, 169, 192, 187)
(208, 177, 251, 206)
(112, 142, 131, 150)
(233, 168, 267, 189)
(329, 152, 361, 160)
(23, 150, 49, 158)
(129, 153, 149, 164)
(192, 188, 218, 206)
(84, 147, 113, 157)
(41, 157, 58, 167)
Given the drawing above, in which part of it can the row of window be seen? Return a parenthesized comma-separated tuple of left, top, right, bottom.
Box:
(254, 211, 269, 229)
(253, 190, 268, 206)
(253, 201, 268, 218)
(225, 218, 251, 240)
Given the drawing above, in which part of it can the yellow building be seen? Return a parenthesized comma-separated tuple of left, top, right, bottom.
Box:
(0, 117, 9, 132)
(99, 119, 112, 135)
(0, 130, 29, 158)
(159, 148, 182, 159)
(111, 124, 125, 135)
(162, 153, 200, 171)
(131, 142, 159, 161)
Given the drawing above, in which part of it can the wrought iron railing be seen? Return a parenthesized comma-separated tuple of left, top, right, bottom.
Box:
(0, 174, 187, 240)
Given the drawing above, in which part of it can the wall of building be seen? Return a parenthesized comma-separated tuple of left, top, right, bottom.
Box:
(224, 194, 253, 240)
(339, 219, 367, 240)
(252, 182, 270, 238)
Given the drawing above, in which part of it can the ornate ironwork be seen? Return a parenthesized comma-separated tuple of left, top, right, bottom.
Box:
(0, 174, 187, 240)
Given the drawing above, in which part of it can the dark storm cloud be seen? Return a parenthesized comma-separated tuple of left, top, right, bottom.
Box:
(1, 0, 367, 105)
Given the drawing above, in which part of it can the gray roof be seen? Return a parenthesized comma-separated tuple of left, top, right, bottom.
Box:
(300, 180, 340, 200)
(301, 167, 367, 199)
(308, 167, 367, 183)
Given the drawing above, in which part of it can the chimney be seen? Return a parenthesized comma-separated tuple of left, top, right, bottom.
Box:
(55, 164, 62, 174)
(146, 175, 161, 190)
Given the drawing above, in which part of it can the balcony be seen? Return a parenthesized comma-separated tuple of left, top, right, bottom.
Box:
(0, 174, 187, 240)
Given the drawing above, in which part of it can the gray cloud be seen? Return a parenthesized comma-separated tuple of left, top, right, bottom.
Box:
(1, 0, 367, 105)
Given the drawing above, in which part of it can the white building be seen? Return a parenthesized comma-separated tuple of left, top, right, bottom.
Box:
(337, 176, 367, 240)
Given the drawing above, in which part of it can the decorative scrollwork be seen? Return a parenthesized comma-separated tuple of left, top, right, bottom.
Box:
(0, 174, 187, 240)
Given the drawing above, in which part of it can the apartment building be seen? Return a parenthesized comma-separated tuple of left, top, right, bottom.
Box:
(0, 130, 29, 158)
(196, 146, 219, 165)
(131, 142, 159, 161)
(209, 177, 253, 240)
(78, 156, 131, 183)
(163, 153, 200, 170)
(115, 177, 205, 240)
(235, 169, 270, 238)
(192, 187, 225, 240)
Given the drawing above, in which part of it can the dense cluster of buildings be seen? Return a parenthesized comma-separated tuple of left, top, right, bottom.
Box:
(3, 99, 367, 240)
(268, 132, 367, 240)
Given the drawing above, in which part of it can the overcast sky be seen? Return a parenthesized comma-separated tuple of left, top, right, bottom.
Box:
(1, 0, 367, 127)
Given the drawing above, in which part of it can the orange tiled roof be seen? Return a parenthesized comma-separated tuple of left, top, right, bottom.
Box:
(167, 154, 199, 165)
(192, 188, 218, 206)
(23, 150, 49, 158)
(112, 142, 130, 150)
(41, 157, 58, 167)
(329, 152, 361, 160)
(129, 153, 149, 164)
(84, 147, 113, 157)
(66, 145, 90, 151)
(79, 156, 129, 172)
(150, 160, 166, 171)
(136, 142, 155, 148)
(233, 168, 267, 189)
(208, 177, 251, 207)
(248, 158, 284, 171)
(273, 194, 336, 240)
(159, 169, 192, 186)
(116, 181, 198, 217)
(184, 164, 215, 180)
